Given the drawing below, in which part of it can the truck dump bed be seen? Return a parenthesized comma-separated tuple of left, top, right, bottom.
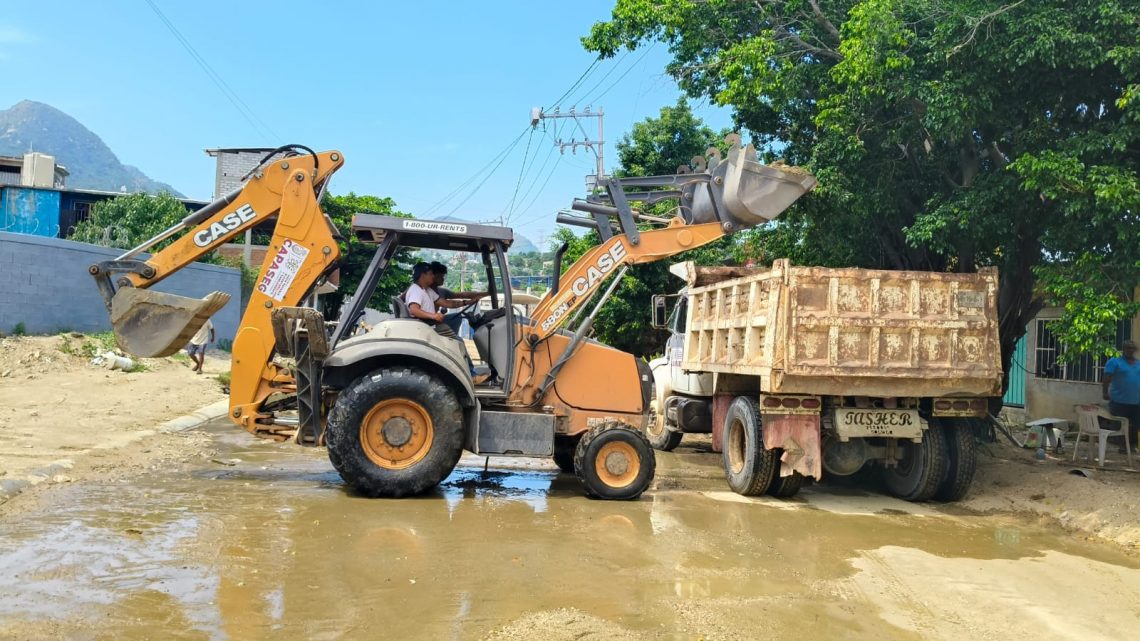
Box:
(679, 259, 1001, 397)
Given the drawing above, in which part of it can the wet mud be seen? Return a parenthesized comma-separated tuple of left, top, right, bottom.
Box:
(1, 422, 1138, 640)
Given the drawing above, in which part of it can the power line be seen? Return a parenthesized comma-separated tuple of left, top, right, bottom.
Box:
(443, 135, 528, 219)
(142, 0, 278, 142)
(505, 128, 536, 220)
(547, 58, 601, 109)
(422, 127, 529, 218)
(589, 43, 657, 105)
(512, 143, 558, 215)
(512, 155, 565, 228)
(573, 50, 630, 107)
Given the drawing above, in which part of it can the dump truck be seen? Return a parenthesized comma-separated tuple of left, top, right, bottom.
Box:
(89, 138, 817, 500)
(649, 260, 1001, 501)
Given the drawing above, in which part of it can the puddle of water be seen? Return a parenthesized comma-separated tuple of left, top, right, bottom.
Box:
(0, 422, 1137, 640)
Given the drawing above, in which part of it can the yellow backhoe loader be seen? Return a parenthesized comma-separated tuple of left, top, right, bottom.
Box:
(89, 137, 815, 499)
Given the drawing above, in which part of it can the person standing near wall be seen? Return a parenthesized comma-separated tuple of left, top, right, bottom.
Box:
(187, 319, 214, 375)
(1102, 339, 1140, 450)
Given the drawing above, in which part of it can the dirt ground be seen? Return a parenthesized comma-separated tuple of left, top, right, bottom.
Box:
(0, 334, 228, 499)
(2, 333, 1140, 555)
(963, 438, 1140, 549)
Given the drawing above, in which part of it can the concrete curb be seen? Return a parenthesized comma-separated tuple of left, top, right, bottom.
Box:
(0, 399, 230, 505)
(158, 399, 230, 434)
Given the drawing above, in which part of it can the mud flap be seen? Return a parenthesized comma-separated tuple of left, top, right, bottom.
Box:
(762, 414, 822, 480)
(110, 289, 231, 358)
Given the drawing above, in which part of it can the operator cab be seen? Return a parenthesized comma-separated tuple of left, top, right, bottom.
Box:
(332, 214, 521, 396)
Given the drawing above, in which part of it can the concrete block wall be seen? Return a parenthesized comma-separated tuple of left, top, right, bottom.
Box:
(0, 231, 242, 344)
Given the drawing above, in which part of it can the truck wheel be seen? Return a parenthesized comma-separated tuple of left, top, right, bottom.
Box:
(722, 397, 777, 496)
(767, 461, 805, 498)
(646, 405, 683, 451)
(573, 422, 656, 500)
(326, 367, 464, 498)
(881, 422, 948, 502)
(935, 418, 978, 502)
(552, 435, 579, 474)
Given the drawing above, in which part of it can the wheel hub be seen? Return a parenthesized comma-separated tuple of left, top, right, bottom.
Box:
(604, 451, 630, 476)
(595, 441, 640, 488)
(382, 417, 413, 447)
(360, 399, 434, 470)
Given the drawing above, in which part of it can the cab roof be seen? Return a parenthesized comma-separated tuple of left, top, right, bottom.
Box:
(352, 214, 514, 252)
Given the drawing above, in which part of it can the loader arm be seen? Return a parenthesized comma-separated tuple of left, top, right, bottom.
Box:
(89, 149, 345, 435)
(529, 218, 727, 342)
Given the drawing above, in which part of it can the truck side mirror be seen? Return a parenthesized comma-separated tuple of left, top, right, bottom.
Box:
(652, 294, 668, 328)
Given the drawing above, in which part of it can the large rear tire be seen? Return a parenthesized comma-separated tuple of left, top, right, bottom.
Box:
(935, 418, 978, 502)
(722, 397, 778, 496)
(574, 422, 656, 500)
(326, 367, 464, 497)
(767, 462, 805, 498)
(881, 422, 948, 502)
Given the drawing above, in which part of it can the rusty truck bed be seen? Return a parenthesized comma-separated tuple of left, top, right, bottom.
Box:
(680, 259, 1002, 397)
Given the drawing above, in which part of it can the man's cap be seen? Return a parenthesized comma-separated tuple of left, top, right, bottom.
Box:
(1124, 340, 1137, 350)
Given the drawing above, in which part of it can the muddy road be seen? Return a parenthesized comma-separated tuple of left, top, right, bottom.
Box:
(1, 422, 1138, 641)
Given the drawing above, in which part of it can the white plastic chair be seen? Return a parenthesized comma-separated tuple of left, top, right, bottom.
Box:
(1072, 404, 1134, 468)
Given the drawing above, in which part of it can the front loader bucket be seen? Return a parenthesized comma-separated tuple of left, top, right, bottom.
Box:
(110, 289, 231, 358)
(689, 142, 818, 229)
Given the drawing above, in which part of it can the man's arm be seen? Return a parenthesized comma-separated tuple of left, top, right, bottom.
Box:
(436, 298, 472, 310)
(1103, 373, 1115, 401)
(452, 291, 487, 301)
(408, 303, 444, 323)
(209, 328, 215, 343)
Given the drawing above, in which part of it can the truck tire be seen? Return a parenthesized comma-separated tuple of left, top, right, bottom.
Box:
(881, 422, 948, 502)
(767, 462, 805, 498)
(646, 405, 684, 451)
(935, 418, 978, 502)
(552, 435, 579, 474)
(722, 397, 778, 496)
(573, 422, 656, 500)
(326, 367, 464, 498)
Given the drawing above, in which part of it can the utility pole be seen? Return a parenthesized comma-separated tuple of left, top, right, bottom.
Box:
(531, 106, 605, 191)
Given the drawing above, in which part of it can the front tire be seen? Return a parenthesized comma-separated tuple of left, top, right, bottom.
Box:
(881, 422, 948, 502)
(646, 401, 684, 451)
(574, 423, 656, 500)
(326, 367, 464, 497)
(722, 397, 778, 496)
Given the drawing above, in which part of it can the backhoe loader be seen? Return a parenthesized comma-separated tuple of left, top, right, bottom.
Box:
(89, 137, 816, 499)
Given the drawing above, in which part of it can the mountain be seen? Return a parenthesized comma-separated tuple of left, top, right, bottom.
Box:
(0, 100, 183, 196)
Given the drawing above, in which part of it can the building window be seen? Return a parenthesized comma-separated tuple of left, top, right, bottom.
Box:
(1035, 318, 1132, 383)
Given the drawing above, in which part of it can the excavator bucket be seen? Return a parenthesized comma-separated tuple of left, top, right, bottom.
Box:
(109, 289, 231, 358)
(688, 140, 818, 229)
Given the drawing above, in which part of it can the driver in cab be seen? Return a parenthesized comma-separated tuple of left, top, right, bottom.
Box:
(405, 262, 469, 338)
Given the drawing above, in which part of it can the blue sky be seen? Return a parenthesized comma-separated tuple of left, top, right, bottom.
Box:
(0, 1, 732, 245)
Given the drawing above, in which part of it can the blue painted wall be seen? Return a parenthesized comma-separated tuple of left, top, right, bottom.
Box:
(0, 231, 241, 343)
(1, 187, 61, 238)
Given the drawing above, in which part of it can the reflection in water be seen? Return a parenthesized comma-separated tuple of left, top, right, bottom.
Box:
(0, 424, 1137, 640)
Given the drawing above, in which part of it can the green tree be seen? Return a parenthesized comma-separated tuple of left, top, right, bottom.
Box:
(71, 192, 188, 249)
(585, 0, 1140, 383)
(555, 100, 734, 357)
(319, 192, 413, 317)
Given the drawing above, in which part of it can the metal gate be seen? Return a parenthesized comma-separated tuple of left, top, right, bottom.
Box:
(1003, 335, 1026, 407)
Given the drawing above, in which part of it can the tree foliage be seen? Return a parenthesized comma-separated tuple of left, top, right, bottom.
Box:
(585, 0, 1140, 376)
(555, 100, 733, 357)
(71, 192, 188, 250)
(319, 192, 413, 317)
